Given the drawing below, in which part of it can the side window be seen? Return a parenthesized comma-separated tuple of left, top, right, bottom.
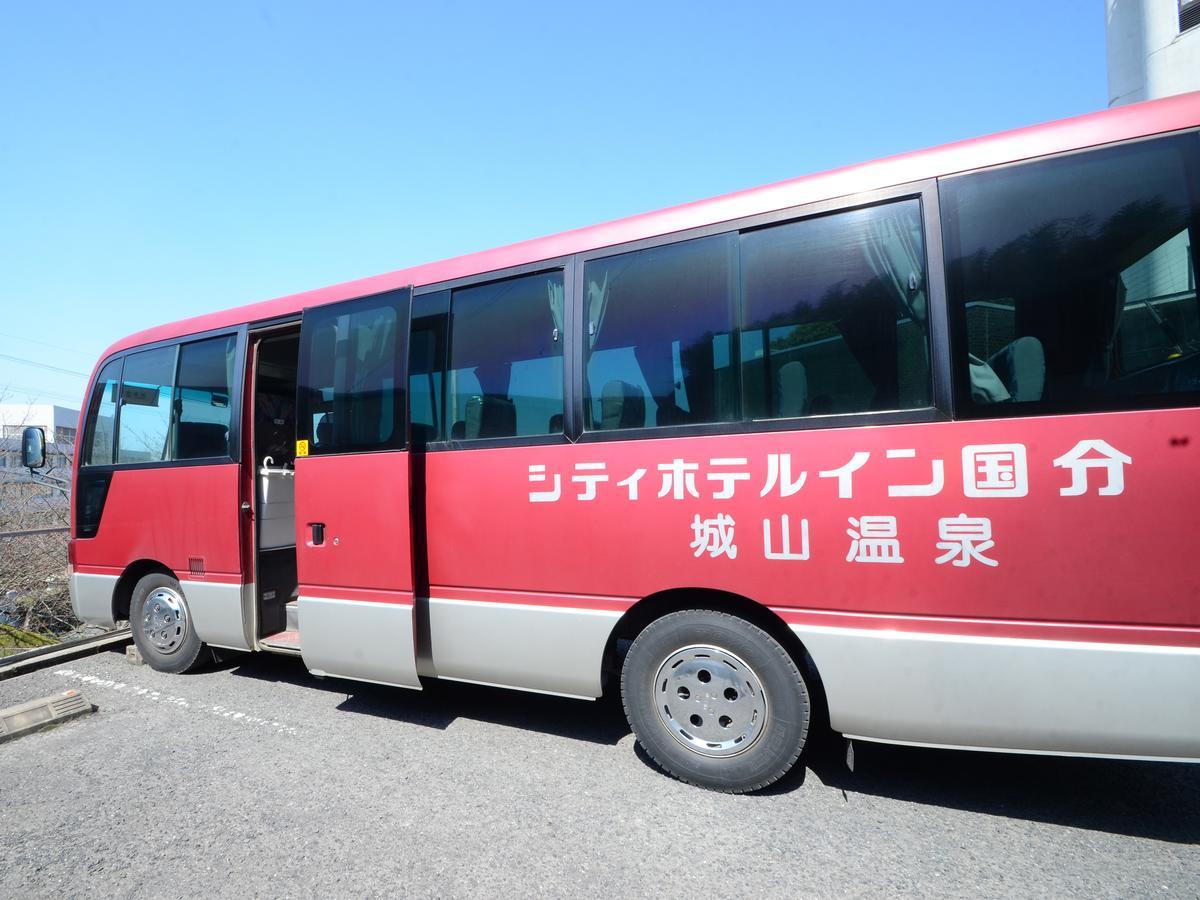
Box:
(117, 346, 176, 464)
(740, 200, 931, 418)
(174, 335, 236, 460)
(446, 272, 564, 440)
(583, 234, 737, 430)
(942, 134, 1200, 414)
(82, 358, 122, 466)
(298, 291, 408, 454)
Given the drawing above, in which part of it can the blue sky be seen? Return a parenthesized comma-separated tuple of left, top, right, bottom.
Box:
(0, 1, 1106, 409)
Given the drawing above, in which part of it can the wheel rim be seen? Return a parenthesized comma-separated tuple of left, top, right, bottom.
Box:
(141, 587, 189, 655)
(653, 644, 768, 758)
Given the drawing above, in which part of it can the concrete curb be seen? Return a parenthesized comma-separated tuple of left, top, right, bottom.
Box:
(0, 630, 132, 682)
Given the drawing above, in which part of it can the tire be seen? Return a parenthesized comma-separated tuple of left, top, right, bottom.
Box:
(621, 609, 810, 793)
(129, 572, 208, 674)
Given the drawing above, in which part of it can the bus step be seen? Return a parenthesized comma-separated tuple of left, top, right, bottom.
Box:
(259, 630, 302, 656)
(285, 601, 299, 632)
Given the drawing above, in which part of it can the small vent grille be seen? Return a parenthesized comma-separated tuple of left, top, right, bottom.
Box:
(50, 693, 90, 717)
(1183, 0, 1200, 32)
(188, 557, 205, 577)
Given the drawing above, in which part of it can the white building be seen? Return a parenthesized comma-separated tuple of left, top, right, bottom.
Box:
(1107, 0, 1200, 106)
(0, 403, 79, 469)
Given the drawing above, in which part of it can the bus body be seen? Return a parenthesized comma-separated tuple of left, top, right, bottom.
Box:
(63, 92, 1200, 790)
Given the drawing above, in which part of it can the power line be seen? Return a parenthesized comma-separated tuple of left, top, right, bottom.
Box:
(0, 352, 88, 378)
(0, 330, 95, 358)
(1, 384, 84, 405)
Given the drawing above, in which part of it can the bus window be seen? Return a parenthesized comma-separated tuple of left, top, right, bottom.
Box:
(739, 199, 932, 419)
(116, 346, 177, 464)
(445, 271, 564, 440)
(942, 133, 1200, 414)
(300, 298, 404, 454)
(80, 358, 123, 466)
(583, 233, 738, 430)
(173, 335, 236, 460)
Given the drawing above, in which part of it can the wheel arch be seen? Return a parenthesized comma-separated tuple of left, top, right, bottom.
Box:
(113, 559, 177, 622)
(602, 587, 830, 728)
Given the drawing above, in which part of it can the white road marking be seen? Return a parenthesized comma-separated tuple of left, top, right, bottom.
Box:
(53, 668, 298, 735)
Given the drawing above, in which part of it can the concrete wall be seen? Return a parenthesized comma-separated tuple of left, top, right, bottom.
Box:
(0, 404, 80, 438)
(1107, 0, 1200, 106)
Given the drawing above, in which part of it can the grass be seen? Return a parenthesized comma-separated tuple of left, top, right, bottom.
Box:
(0, 623, 58, 657)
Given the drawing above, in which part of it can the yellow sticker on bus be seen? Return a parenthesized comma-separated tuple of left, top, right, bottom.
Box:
(296, 440, 309, 457)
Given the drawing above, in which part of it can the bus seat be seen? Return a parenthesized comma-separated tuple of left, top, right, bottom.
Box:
(548, 413, 563, 434)
(968, 354, 1011, 403)
(989, 336, 1046, 402)
(176, 421, 229, 458)
(465, 395, 516, 438)
(775, 361, 810, 417)
(654, 400, 690, 426)
(450, 420, 465, 440)
(601, 380, 646, 429)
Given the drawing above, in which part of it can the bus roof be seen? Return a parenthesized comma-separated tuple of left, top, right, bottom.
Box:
(103, 90, 1200, 362)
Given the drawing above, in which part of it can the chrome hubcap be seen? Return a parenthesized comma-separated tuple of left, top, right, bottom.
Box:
(654, 644, 768, 758)
(142, 587, 188, 655)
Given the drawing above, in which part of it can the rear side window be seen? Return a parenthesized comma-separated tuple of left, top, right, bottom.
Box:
(82, 358, 122, 466)
(740, 199, 931, 418)
(584, 234, 737, 430)
(117, 346, 176, 464)
(174, 335, 236, 459)
(942, 133, 1200, 415)
(446, 272, 564, 440)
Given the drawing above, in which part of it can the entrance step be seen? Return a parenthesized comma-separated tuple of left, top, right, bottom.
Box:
(259, 630, 302, 656)
(285, 601, 299, 632)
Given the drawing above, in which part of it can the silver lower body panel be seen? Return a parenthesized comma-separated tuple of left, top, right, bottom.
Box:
(299, 596, 421, 689)
(795, 624, 1200, 761)
(69, 572, 118, 626)
(181, 580, 254, 652)
(419, 597, 621, 699)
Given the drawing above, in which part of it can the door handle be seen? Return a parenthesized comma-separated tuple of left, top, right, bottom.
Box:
(310, 522, 325, 545)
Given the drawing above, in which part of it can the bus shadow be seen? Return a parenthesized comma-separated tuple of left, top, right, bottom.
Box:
(801, 733, 1200, 844)
(225, 652, 631, 747)
(225, 653, 1200, 841)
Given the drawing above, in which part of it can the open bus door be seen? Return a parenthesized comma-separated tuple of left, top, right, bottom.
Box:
(292, 286, 421, 689)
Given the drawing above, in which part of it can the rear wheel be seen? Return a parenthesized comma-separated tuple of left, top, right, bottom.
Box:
(129, 573, 208, 674)
(621, 609, 810, 793)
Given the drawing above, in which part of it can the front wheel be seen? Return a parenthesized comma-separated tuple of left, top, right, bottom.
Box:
(621, 609, 810, 793)
(129, 573, 208, 674)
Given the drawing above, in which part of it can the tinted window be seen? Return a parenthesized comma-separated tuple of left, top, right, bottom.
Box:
(82, 358, 122, 466)
(409, 290, 449, 444)
(446, 272, 563, 439)
(174, 335, 236, 459)
(117, 346, 176, 464)
(942, 134, 1200, 415)
(584, 234, 737, 430)
(299, 292, 408, 454)
(741, 200, 931, 418)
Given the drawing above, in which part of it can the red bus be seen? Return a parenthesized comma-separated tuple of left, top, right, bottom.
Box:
(32, 91, 1200, 792)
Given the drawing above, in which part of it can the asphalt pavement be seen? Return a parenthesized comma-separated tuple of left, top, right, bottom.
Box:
(1, 648, 1197, 899)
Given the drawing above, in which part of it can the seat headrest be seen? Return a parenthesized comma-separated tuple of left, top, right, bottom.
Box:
(775, 361, 809, 418)
(315, 413, 333, 446)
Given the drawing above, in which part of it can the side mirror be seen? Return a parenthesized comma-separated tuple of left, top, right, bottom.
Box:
(21, 426, 46, 470)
